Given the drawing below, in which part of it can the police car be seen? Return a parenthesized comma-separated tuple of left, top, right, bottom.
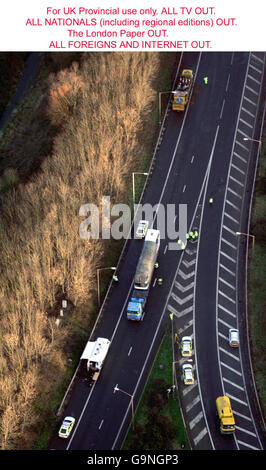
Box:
(58, 416, 75, 438)
(180, 336, 192, 357)
(136, 220, 149, 239)
(182, 364, 194, 385)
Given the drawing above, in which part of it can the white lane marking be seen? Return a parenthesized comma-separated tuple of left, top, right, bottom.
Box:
(193, 427, 208, 445)
(219, 347, 240, 361)
(225, 73, 230, 92)
(224, 210, 239, 223)
(235, 140, 250, 151)
(128, 346, 132, 356)
(218, 317, 235, 329)
(220, 263, 236, 277)
(233, 409, 252, 421)
(229, 175, 244, 187)
(233, 151, 247, 164)
(220, 250, 236, 263)
(245, 85, 259, 95)
(227, 187, 242, 199)
(247, 74, 261, 85)
(219, 99, 225, 119)
(218, 304, 236, 318)
(98, 419, 104, 430)
(189, 411, 204, 430)
(221, 236, 237, 250)
(243, 95, 256, 106)
(220, 361, 242, 376)
(239, 117, 253, 129)
(185, 395, 200, 413)
(226, 199, 240, 212)
(231, 163, 245, 175)
(219, 277, 236, 290)
(223, 377, 245, 391)
(218, 290, 236, 304)
(235, 426, 257, 437)
(249, 63, 262, 74)
(237, 440, 260, 450)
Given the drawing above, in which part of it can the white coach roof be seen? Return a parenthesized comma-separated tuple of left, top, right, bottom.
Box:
(144, 229, 160, 243)
(80, 337, 110, 362)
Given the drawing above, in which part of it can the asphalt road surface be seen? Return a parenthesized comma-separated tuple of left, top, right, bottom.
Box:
(49, 51, 265, 451)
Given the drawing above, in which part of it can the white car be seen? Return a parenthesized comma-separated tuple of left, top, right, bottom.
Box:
(182, 363, 194, 385)
(180, 336, 192, 357)
(58, 416, 75, 438)
(136, 220, 149, 239)
(229, 328, 239, 347)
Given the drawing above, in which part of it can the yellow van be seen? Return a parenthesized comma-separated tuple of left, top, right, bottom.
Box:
(216, 396, 235, 434)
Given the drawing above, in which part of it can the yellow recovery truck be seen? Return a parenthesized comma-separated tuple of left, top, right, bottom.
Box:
(172, 69, 193, 111)
(216, 396, 236, 434)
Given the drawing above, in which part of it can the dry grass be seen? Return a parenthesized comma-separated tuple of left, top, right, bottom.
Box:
(0, 52, 160, 449)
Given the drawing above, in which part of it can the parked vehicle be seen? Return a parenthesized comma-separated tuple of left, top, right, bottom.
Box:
(180, 336, 192, 357)
(182, 363, 194, 385)
(229, 328, 239, 347)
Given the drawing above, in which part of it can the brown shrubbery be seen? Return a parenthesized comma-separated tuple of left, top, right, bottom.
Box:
(0, 52, 159, 449)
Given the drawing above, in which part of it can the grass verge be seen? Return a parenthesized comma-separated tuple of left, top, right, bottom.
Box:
(248, 137, 266, 419)
(123, 334, 189, 450)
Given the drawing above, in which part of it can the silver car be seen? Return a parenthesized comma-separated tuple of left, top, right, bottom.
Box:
(229, 328, 239, 347)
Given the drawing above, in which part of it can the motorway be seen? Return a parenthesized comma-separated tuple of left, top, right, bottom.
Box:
(49, 52, 265, 451)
